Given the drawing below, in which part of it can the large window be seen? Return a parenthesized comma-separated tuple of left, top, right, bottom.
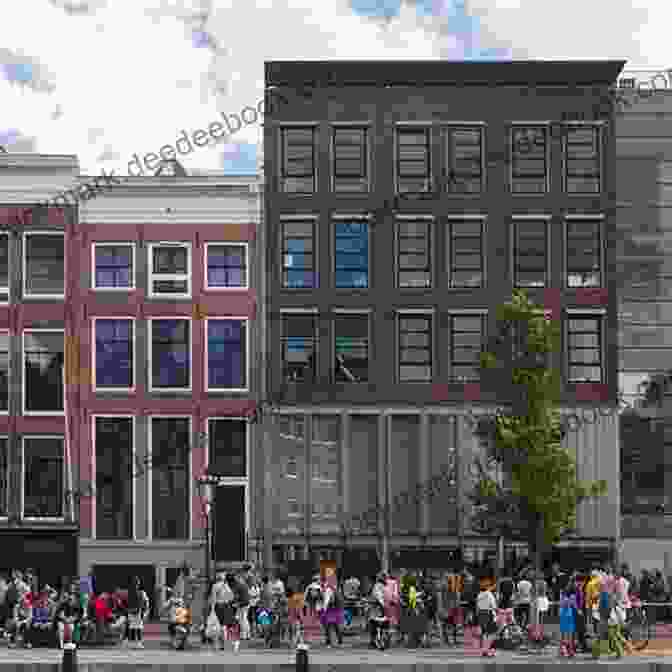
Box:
(150, 417, 190, 540)
(206, 319, 247, 391)
(449, 313, 486, 382)
(447, 218, 485, 288)
(445, 126, 484, 194)
(23, 330, 64, 414)
(208, 418, 246, 478)
(398, 313, 432, 382)
(333, 313, 369, 383)
(92, 243, 134, 290)
(0, 438, 7, 516)
(24, 232, 65, 298)
(510, 125, 549, 194)
(513, 218, 548, 288)
(332, 126, 368, 193)
(95, 417, 133, 539)
(280, 127, 316, 194)
(23, 437, 63, 518)
(0, 333, 9, 412)
(148, 243, 191, 298)
(396, 126, 431, 193)
(564, 124, 602, 193)
(149, 319, 190, 391)
(566, 217, 602, 287)
(205, 243, 248, 289)
(281, 313, 317, 383)
(93, 319, 134, 390)
(396, 219, 431, 288)
(282, 219, 316, 289)
(0, 234, 9, 302)
(567, 314, 603, 383)
(310, 415, 341, 534)
(334, 220, 368, 289)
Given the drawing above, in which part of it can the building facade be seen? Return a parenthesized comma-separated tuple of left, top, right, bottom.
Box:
(262, 60, 623, 573)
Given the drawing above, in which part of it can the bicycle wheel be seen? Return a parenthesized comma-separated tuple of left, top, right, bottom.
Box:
(627, 608, 650, 651)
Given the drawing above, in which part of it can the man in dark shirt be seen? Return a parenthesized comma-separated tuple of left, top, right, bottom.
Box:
(548, 562, 567, 618)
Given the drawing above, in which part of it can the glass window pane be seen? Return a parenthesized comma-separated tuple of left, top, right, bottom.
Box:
(207, 320, 246, 390)
(334, 314, 369, 383)
(151, 320, 190, 389)
(26, 235, 64, 295)
(95, 319, 133, 389)
(282, 315, 316, 383)
(283, 220, 316, 288)
(207, 244, 247, 288)
(209, 419, 246, 477)
(310, 415, 341, 533)
(24, 331, 64, 412)
(0, 235, 9, 294)
(398, 315, 432, 381)
(24, 438, 63, 517)
(335, 221, 368, 289)
(95, 245, 133, 289)
(0, 439, 7, 516)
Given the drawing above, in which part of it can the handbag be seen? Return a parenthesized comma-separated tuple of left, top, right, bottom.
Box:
(205, 609, 221, 640)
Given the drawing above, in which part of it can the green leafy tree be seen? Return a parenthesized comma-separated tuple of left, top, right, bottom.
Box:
(469, 289, 608, 577)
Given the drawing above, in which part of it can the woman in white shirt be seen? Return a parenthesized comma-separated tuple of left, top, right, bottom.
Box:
(476, 587, 497, 657)
(515, 573, 533, 629)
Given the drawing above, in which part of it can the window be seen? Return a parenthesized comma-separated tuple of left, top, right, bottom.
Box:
(288, 498, 301, 517)
(566, 217, 602, 287)
(23, 330, 64, 414)
(23, 437, 63, 518)
(93, 243, 134, 290)
(332, 127, 368, 193)
(396, 219, 431, 288)
(149, 319, 191, 391)
(281, 313, 317, 383)
(93, 319, 134, 390)
(449, 314, 486, 382)
(205, 243, 248, 289)
(445, 126, 484, 194)
(510, 126, 549, 194)
(24, 232, 65, 298)
(148, 243, 191, 298)
(150, 417, 190, 540)
(0, 438, 6, 516)
(567, 314, 603, 383)
(396, 126, 431, 193)
(334, 220, 368, 289)
(0, 234, 9, 302)
(95, 417, 133, 539)
(282, 219, 316, 289)
(564, 125, 602, 193)
(280, 127, 316, 194)
(208, 419, 247, 477)
(398, 313, 432, 382)
(333, 313, 369, 383)
(0, 333, 9, 412)
(513, 219, 548, 287)
(285, 457, 298, 478)
(206, 319, 247, 391)
(447, 218, 485, 288)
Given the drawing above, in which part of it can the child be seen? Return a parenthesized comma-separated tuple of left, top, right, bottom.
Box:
(476, 582, 497, 657)
(559, 579, 577, 657)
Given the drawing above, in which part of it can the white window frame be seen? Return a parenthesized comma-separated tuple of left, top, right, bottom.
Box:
(204, 317, 249, 393)
(148, 415, 192, 543)
(0, 232, 10, 304)
(562, 122, 604, 195)
(446, 214, 487, 290)
(565, 309, 606, 385)
(508, 122, 551, 196)
(330, 123, 372, 194)
(148, 317, 192, 393)
(23, 231, 66, 299)
(396, 308, 435, 383)
(91, 415, 136, 541)
(394, 122, 433, 195)
(204, 242, 249, 291)
(147, 242, 192, 299)
(511, 215, 552, 289)
(91, 317, 136, 392)
(0, 435, 8, 520)
(21, 435, 65, 521)
(563, 214, 605, 289)
(0, 330, 9, 416)
(91, 242, 136, 291)
(22, 329, 65, 416)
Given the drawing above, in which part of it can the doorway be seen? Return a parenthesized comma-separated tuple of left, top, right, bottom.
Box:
(212, 485, 246, 562)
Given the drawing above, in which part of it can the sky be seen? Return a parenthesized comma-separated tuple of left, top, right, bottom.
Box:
(0, 0, 663, 177)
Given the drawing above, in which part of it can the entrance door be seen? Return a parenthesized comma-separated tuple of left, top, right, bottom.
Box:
(213, 485, 245, 562)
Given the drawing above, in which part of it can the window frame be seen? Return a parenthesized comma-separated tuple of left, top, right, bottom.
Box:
(395, 216, 433, 289)
(512, 215, 551, 289)
(23, 231, 66, 299)
(332, 309, 371, 384)
(0, 232, 10, 304)
(147, 415, 193, 542)
(279, 125, 318, 194)
(446, 215, 486, 289)
(0, 331, 9, 415)
(333, 215, 370, 290)
(444, 124, 486, 196)
(148, 317, 192, 393)
(0, 436, 8, 520)
(331, 124, 370, 193)
(566, 310, 605, 384)
(147, 242, 192, 299)
(395, 124, 433, 194)
(91, 414, 136, 541)
(508, 123, 551, 195)
(91, 317, 136, 392)
(280, 309, 319, 384)
(280, 216, 318, 290)
(204, 242, 249, 291)
(91, 242, 136, 291)
(204, 317, 250, 393)
(21, 435, 65, 521)
(564, 214, 604, 289)
(447, 310, 487, 383)
(22, 328, 65, 416)
(562, 122, 603, 195)
(396, 310, 434, 383)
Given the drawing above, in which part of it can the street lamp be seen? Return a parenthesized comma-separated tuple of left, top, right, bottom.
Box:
(196, 471, 219, 585)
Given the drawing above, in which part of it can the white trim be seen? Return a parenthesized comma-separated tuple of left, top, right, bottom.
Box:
(565, 213, 605, 219)
(0, 330, 9, 415)
(332, 307, 373, 314)
(204, 317, 250, 393)
(508, 123, 551, 196)
(395, 214, 434, 220)
(331, 213, 374, 220)
(91, 317, 136, 392)
(148, 415, 192, 544)
(0, 233, 10, 305)
(0, 435, 8, 518)
(147, 242, 192, 299)
(510, 214, 553, 220)
(445, 214, 487, 220)
(395, 308, 436, 314)
(91, 242, 136, 291)
(445, 308, 489, 314)
(22, 329, 65, 416)
(394, 120, 434, 126)
(147, 317, 192, 393)
(279, 214, 319, 220)
(279, 308, 319, 314)
(204, 242, 249, 291)
(91, 415, 136, 541)
(566, 308, 607, 315)
(21, 435, 66, 521)
(22, 231, 66, 299)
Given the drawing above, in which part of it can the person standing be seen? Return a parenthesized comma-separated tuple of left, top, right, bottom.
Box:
(558, 578, 577, 657)
(209, 573, 236, 651)
(320, 573, 343, 647)
(573, 572, 589, 653)
(476, 581, 497, 657)
(438, 568, 463, 646)
(514, 570, 533, 630)
(126, 577, 149, 649)
(232, 572, 251, 642)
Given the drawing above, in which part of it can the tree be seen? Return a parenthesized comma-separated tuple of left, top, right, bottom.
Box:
(468, 289, 608, 583)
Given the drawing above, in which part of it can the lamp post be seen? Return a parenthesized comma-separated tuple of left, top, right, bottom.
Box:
(196, 471, 219, 585)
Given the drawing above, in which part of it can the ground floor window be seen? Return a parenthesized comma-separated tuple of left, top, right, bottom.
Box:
(23, 437, 63, 518)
